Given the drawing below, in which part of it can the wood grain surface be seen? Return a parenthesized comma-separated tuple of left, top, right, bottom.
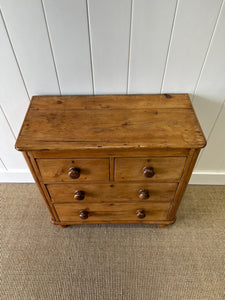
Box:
(54, 201, 171, 222)
(115, 157, 186, 182)
(37, 158, 109, 182)
(47, 182, 177, 203)
(29, 94, 192, 109)
(33, 148, 189, 158)
(15, 94, 206, 151)
(14, 94, 206, 227)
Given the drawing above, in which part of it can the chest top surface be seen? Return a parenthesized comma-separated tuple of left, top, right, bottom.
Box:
(15, 94, 206, 151)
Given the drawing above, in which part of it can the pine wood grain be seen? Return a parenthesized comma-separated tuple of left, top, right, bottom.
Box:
(115, 157, 186, 182)
(54, 201, 171, 222)
(47, 182, 177, 203)
(37, 158, 109, 182)
(29, 94, 192, 109)
(15, 94, 206, 151)
(167, 149, 200, 219)
(32, 148, 189, 158)
(15, 94, 206, 227)
(23, 152, 59, 222)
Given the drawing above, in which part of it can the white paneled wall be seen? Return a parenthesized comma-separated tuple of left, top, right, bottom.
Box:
(128, 0, 177, 93)
(88, 0, 132, 93)
(43, 0, 93, 94)
(162, 0, 223, 94)
(0, 0, 60, 96)
(192, 2, 225, 139)
(0, 0, 224, 184)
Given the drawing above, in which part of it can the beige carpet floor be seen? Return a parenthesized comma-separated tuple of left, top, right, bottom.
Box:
(1, 184, 225, 300)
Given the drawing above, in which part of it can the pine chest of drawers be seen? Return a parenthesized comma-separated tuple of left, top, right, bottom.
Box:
(15, 94, 206, 228)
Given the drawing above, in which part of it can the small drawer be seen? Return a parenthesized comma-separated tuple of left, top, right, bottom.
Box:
(36, 158, 109, 182)
(115, 157, 186, 181)
(54, 202, 171, 222)
(47, 182, 177, 203)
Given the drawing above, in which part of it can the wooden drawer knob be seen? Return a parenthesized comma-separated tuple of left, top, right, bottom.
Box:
(74, 190, 85, 201)
(79, 210, 88, 219)
(68, 167, 80, 179)
(139, 189, 150, 200)
(143, 166, 155, 178)
(136, 209, 146, 219)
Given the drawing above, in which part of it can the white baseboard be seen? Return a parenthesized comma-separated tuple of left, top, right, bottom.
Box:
(190, 171, 225, 185)
(0, 170, 224, 185)
(0, 170, 34, 183)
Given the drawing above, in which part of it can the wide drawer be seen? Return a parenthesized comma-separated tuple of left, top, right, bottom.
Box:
(114, 157, 186, 181)
(54, 202, 170, 222)
(36, 158, 109, 182)
(47, 182, 177, 203)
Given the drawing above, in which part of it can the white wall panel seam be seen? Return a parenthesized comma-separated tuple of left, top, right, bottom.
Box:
(160, 0, 179, 93)
(86, 0, 95, 94)
(0, 10, 30, 100)
(192, 0, 225, 103)
(40, 0, 62, 95)
(0, 106, 28, 169)
(126, 0, 133, 94)
(0, 105, 16, 139)
(205, 99, 225, 143)
(88, 0, 131, 94)
(0, 158, 7, 171)
(195, 99, 225, 169)
(1, 1, 61, 95)
(196, 101, 225, 171)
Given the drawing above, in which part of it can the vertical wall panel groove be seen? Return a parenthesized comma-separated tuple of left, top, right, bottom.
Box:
(0, 12, 30, 136)
(162, 0, 223, 94)
(0, 108, 28, 170)
(40, 0, 62, 95)
(205, 100, 225, 146)
(86, 0, 95, 94)
(194, 99, 224, 169)
(0, 105, 16, 139)
(192, 0, 225, 100)
(128, 0, 178, 94)
(43, 0, 93, 94)
(1, 0, 60, 95)
(88, 0, 131, 94)
(0, 158, 7, 171)
(0, 11, 30, 100)
(191, 1, 225, 139)
(160, 0, 179, 93)
(196, 101, 225, 171)
(126, 0, 134, 94)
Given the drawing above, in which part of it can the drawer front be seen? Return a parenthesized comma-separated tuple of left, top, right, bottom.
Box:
(115, 157, 186, 181)
(37, 158, 109, 182)
(54, 202, 170, 222)
(47, 183, 177, 203)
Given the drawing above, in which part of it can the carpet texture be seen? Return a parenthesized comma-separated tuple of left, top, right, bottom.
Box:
(1, 184, 225, 300)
